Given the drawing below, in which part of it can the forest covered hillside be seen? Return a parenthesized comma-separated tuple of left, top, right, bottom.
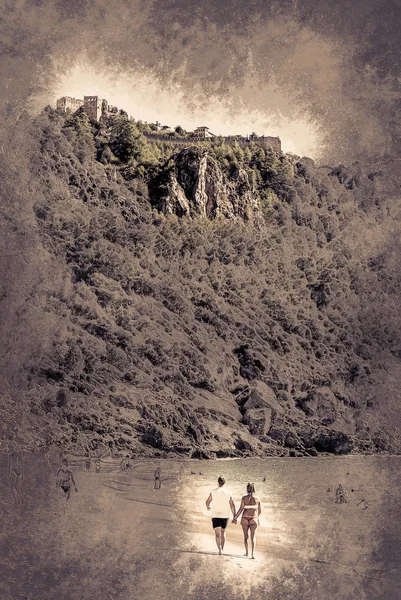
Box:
(1, 107, 401, 458)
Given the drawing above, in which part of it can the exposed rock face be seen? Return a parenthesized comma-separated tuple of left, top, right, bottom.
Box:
(238, 381, 284, 438)
(298, 424, 354, 454)
(165, 173, 191, 217)
(299, 386, 339, 423)
(268, 428, 287, 444)
(242, 407, 273, 436)
(285, 431, 301, 449)
(243, 381, 284, 413)
(298, 387, 356, 435)
(151, 148, 260, 220)
(312, 430, 354, 454)
(234, 344, 266, 381)
(234, 381, 356, 455)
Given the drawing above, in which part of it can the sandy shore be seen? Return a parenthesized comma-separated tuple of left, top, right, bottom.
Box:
(0, 453, 400, 600)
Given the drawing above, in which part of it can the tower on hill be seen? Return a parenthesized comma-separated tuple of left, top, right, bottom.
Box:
(57, 95, 119, 121)
(84, 96, 103, 122)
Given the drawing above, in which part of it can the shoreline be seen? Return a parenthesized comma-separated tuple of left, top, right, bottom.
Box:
(2, 450, 400, 461)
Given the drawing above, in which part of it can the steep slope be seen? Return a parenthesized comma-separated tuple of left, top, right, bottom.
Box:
(1, 108, 401, 458)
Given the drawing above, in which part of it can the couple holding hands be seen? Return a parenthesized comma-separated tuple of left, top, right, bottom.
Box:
(206, 476, 261, 559)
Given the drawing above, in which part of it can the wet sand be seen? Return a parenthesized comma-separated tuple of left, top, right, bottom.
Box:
(0, 454, 400, 600)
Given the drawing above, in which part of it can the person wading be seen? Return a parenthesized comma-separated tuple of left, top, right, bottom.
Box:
(205, 476, 236, 555)
(56, 458, 78, 515)
(233, 483, 261, 559)
(7, 450, 25, 505)
(154, 467, 161, 489)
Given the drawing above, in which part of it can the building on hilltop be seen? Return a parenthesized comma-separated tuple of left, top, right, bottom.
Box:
(193, 126, 215, 138)
(249, 135, 281, 153)
(83, 96, 103, 121)
(223, 134, 281, 153)
(56, 95, 119, 121)
(55, 95, 281, 151)
(56, 96, 84, 113)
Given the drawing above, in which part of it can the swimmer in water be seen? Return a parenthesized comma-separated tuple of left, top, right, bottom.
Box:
(121, 455, 131, 472)
(56, 459, 78, 514)
(7, 451, 25, 505)
(233, 483, 261, 559)
(335, 484, 348, 504)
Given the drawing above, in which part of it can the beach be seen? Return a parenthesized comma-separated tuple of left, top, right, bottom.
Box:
(0, 453, 400, 600)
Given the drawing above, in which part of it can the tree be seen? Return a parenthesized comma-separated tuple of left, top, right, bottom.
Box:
(99, 144, 117, 165)
(175, 125, 186, 136)
(110, 116, 146, 163)
(62, 111, 96, 163)
(232, 141, 245, 164)
(243, 147, 252, 163)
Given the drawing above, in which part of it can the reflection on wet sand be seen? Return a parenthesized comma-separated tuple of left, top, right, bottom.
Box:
(0, 454, 399, 600)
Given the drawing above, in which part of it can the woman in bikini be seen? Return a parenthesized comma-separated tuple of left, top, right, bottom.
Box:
(233, 483, 261, 559)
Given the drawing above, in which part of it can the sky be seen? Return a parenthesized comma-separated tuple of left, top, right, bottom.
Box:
(1, 0, 401, 162)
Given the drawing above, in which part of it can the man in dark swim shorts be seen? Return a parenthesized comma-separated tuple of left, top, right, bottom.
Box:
(56, 458, 78, 514)
(205, 477, 236, 555)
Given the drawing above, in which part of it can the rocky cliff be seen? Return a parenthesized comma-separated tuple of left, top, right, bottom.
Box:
(150, 148, 260, 221)
(1, 108, 400, 459)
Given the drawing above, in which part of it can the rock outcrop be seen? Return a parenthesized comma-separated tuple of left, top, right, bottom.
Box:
(237, 381, 284, 438)
(298, 386, 339, 422)
(150, 148, 260, 220)
(298, 387, 356, 436)
(242, 408, 273, 436)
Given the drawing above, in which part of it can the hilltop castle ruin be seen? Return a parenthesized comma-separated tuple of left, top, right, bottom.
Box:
(56, 95, 281, 152)
(56, 95, 118, 121)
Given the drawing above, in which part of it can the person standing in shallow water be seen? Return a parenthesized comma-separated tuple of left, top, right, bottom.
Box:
(121, 455, 131, 472)
(206, 476, 236, 555)
(233, 483, 261, 559)
(7, 450, 25, 505)
(56, 459, 78, 514)
(154, 467, 161, 489)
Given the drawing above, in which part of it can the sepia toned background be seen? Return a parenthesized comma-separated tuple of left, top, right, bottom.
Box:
(1, 1, 401, 598)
